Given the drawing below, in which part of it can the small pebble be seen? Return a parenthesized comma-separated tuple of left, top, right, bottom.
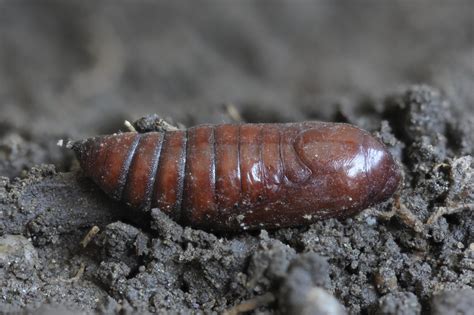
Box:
(378, 292, 421, 315)
(0, 234, 38, 280)
(431, 288, 474, 315)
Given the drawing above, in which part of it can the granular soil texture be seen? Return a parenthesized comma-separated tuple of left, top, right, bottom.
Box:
(0, 2, 473, 314)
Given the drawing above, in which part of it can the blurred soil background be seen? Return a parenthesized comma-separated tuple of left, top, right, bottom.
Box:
(0, 1, 473, 314)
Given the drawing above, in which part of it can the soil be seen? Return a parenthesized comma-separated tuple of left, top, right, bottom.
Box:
(0, 1, 473, 314)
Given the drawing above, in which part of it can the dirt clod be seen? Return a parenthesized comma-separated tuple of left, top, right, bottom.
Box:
(430, 288, 474, 315)
(377, 291, 421, 315)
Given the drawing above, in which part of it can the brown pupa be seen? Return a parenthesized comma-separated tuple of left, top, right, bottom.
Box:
(72, 122, 400, 231)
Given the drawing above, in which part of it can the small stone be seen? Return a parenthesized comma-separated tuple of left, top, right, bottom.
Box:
(431, 288, 474, 315)
(97, 261, 131, 287)
(0, 234, 38, 280)
(378, 292, 421, 315)
(281, 286, 347, 315)
(279, 253, 344, 315)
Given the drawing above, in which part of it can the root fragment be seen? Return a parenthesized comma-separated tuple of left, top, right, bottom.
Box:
(370, 195, 424, 233)
(80, 225, 100, 248)
(426, 203, 474, 225)
(124, 120, 137, 132)
(396, 202, 424, 233)
(223, 293, 275, 315)
(61, 263, 86, 283)
(224, 103, 243, 122)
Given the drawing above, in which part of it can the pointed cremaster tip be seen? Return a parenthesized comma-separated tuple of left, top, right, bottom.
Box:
(70, 138, 87, 159)
(69, 138, 96, 174)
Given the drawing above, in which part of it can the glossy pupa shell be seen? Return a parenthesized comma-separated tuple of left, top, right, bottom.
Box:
(72, 122, 400, 231)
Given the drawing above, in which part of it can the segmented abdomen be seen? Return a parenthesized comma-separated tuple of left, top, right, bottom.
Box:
(92, 124, 302, 225)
